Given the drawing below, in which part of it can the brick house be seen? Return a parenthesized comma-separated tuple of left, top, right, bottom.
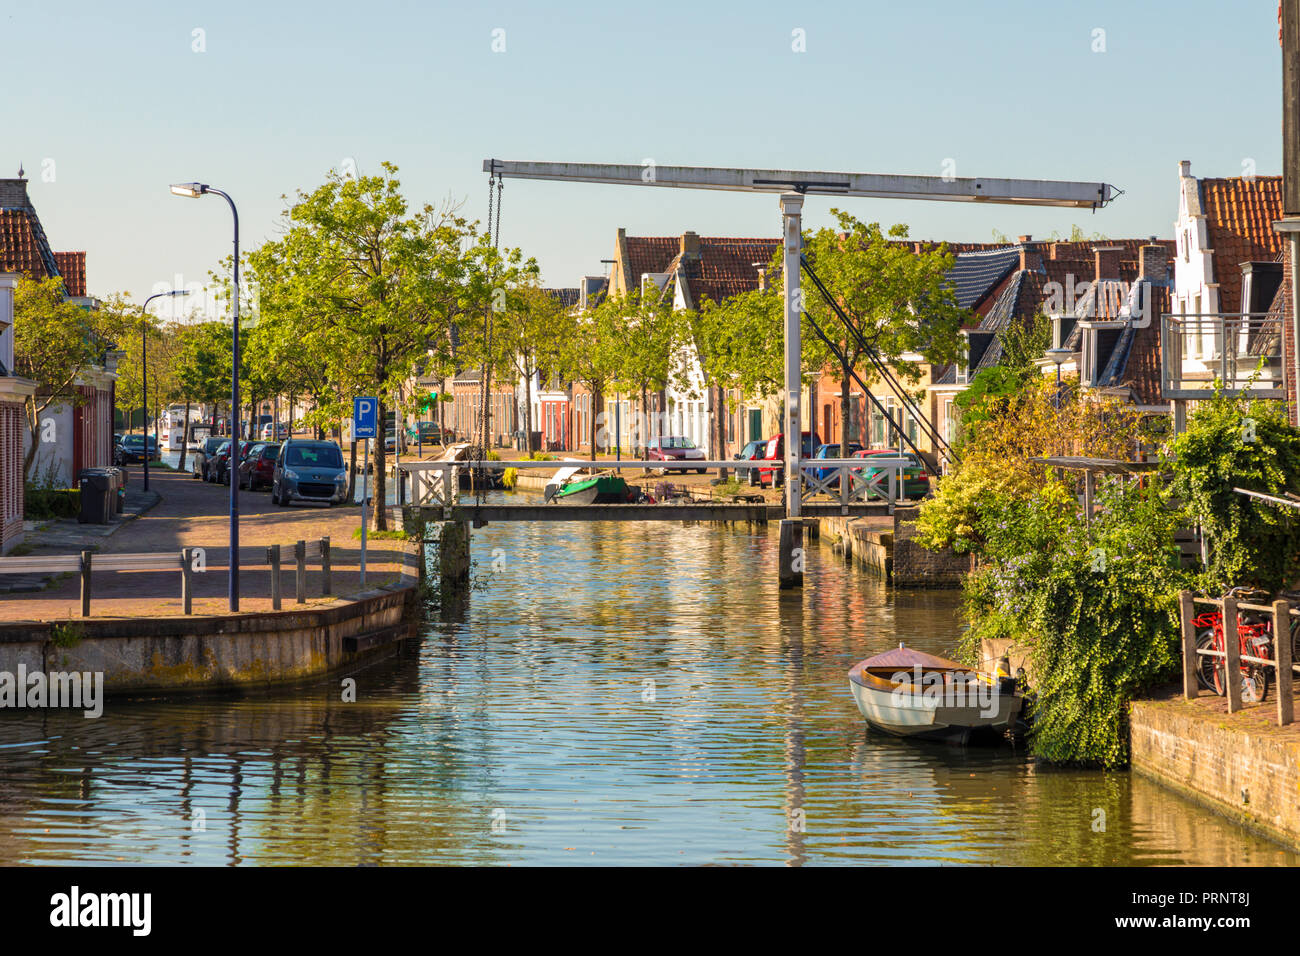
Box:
(0, 273, 35, 553)
(607, 228, 787, 459)
(1168, 162, 1291, 426)
(0, 176, 111, 490)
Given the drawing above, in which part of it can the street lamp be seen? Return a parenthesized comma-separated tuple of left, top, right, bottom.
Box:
(170, 181, 242, 612)
(1046, 347, 1072, 409)
(139, 289, 190, 492)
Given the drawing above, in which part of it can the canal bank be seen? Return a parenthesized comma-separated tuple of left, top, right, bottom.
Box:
(0, 470, 425, 692)
(819, 506, 971, 587)
(1130, 686, 1300, 851)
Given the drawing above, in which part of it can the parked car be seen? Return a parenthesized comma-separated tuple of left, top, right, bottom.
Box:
(850, 448, 932, 500)
(205, 441, 232, 483)
(645, 436, 707, 474)
(193, 436, 227, 481)
(755, 431, 823, 488)
(114, 433, 160, 465)
(407, 421, 443, 446)
(732, 439, 767, 484)
(239, 442, 280, 491)
(271, 439, 348, 507)
(259, 422, 292, 440)
(219, 441, 259, 485)
(809, 442, 864, 485)
(384, 429, 407, 456)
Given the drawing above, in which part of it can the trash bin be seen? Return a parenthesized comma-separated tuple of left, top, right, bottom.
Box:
(77, 469, 112, 524)
(103, 466, 125, 514)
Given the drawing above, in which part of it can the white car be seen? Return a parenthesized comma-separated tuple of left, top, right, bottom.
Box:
(260, 422, 291, 440)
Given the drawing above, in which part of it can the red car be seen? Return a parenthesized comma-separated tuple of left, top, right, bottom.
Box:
(238, 442, 281, 491)
(218, 440, 258, 485)
(755, 431, 822, 488)
(645, 436, 707, 474)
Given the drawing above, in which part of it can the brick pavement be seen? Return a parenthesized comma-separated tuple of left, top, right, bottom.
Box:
(0, 469, 412, 622)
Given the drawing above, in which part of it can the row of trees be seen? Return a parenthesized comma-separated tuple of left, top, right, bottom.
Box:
(13, 163, 972, 528)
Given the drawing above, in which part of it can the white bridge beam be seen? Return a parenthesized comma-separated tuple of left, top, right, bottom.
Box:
(482, 160, 1115, 208)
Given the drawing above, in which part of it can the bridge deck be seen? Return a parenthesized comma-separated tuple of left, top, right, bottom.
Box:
(406, 502, 894, 523)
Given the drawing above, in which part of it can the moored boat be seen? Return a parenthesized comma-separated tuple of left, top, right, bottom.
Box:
(551, 474, 629, 505)
(847, 643, 1023, 744)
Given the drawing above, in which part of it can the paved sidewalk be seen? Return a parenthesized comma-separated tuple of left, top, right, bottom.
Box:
(0, 469, 413, 622)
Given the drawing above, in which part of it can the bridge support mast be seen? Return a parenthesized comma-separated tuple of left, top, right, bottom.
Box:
(780, 192, 805, 590)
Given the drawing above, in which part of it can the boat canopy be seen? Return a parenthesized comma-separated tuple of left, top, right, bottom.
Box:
(860, 644, 966, 671)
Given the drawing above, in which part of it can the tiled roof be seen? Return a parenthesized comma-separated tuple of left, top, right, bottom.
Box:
(624, 237, 678, 285)
(0, 208, 47, 276)
(54, 251, 86, 297)
(1200, 176, 1284, 313)
(680, 238, 781, 307)
(545, 287, 580, 309)
(0, 179, 85, 297)
(1096, 285, 1170, 404)
(947, 247, 1021, 309)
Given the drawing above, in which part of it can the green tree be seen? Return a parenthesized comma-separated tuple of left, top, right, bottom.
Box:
(247, 163, 521, 529)
(605, 282, 676, 454)
(801, 212, 967, 448)
(494, 283, 566, 454)
(12, 276, 124, 481)
(558, 299, 623, 460)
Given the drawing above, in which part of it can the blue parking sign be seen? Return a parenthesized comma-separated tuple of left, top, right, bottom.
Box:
(354, 396, 378, 439)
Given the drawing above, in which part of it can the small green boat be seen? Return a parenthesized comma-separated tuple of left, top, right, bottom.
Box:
(552, 474, 628, 505)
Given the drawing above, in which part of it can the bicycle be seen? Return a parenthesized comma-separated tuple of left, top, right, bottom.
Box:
(1192, 586, 1273, 703)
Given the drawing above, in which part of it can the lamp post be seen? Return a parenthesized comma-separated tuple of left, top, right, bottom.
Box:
(1046, 347, 1072, 410)
(139, 289, 190, 492)
(170, 182, 241, 611)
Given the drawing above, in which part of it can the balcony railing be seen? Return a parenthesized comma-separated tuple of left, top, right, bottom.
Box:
(1161, 313, 1285, 400)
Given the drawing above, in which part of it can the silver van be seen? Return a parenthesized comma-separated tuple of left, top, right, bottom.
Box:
(271, 439, 348, 507)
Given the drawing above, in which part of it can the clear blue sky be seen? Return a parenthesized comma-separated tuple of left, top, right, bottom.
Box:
(1, 0, 1285, 307)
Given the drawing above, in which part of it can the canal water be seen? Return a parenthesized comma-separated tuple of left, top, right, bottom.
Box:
(0, 492, 1294, 865)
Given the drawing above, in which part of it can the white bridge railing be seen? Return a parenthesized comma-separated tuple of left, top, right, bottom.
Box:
(396, 457, 914, 512)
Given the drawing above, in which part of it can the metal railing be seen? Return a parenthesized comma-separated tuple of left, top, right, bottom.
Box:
(1178, 590, 1296, 725)
(396, 457, 915, 513)
(0, 537, 332, 616)
(1161, 313, 1285, 399)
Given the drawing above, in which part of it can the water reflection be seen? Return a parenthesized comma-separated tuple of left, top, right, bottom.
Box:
(0, 492, 1293, 865)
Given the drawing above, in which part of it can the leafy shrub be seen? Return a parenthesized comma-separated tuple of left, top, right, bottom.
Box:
(1170, 392, 1300, 592)
(24, 487, 80, 520)
(920, 377, 1184, 767)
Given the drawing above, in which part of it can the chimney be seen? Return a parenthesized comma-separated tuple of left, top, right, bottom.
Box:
(1179, 160, 1192, 178)
(1019, 242, 1043, 272)
(680, 230, 701, 258)
(1093, 245, 1122, 282)
(1017, 235, 1032, 243)
(1138, 243, 1168, 282)
(1049, 242, 1069, 260)
(753, 264, 768, 291)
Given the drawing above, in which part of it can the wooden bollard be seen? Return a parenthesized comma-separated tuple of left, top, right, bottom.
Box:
(79, 550, 92, 617)
(320, 536, 331, 596)
(181, 547, 194, 615)
(1223, 597, 1243, 712)
(268, 544, 282, 610)
(1179, 590, 1197, 699)
(1274, 599, 1293, 726)
(295, 540, 306, 604)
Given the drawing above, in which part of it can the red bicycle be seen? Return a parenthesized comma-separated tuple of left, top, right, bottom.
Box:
(1193, 587, 1273, 703)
